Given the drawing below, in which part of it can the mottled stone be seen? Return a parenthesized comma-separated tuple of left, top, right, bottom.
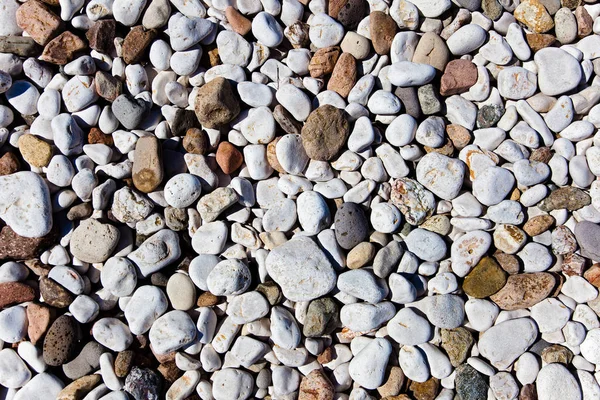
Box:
(462, 257, 507, 298)
(122, 26, 157, 64)
(490, 272, 556, 310)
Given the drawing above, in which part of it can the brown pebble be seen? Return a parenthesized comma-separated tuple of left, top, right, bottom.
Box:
(67, 203, 93, 221)
(267, 137, 286, 173)
(526, 33, 557, 52)
(88, 127, 114, 146)
(440, 59, 478, 96)
(39, 277, 74, 308)
(542, 344, 573, 364)
(196, 292, 219, 307)
(194, 77, 240, 129)
(86, 19, 116, 54)
(57, 374, 101, 400)
(529, 146, 552, 163)
(183, 128, 209, 155)
(328, 0, 348, 18)
(562, 253, 586, 276)
(19, 134, 52, 166)
(0, 282, 35, 309)
(523, 214, 555, 236)
(41, 31, 86, 65)
(0, 152, 20, 175)
(299, 369, 335, 400)
(24, 259, 52, 277)
(122, 26, 157, 64)
(216, 142, 244, 174)
(0, 226, 57, 261)
(27, 303, 52, 345)
(490, 272, 556, 310)
(43, 315, 79, 367)
(493, 250, 520, 274)
(462, 257, 507, 298)
(317, 347, 333, 364)
(95, 70, 122, 102)
(225, 6, 252, 36)
(520, 383, 538, 400)
(576, 6, 593, 37)
(327, 52, 357, 98)
(378, 367, 405, 398)
(158, 361, 182, 383)
(16, 0, 61, 45)
(584, 263, 600, 287)
(370, 11, 396, 55)
(424, 139, 455, 156)
(308, 47, 340, 78)
(446, 124, 471, 149)
(132, 135, 163, 193)
(410, 377, 440, 400)
(301, 105, 350, 161)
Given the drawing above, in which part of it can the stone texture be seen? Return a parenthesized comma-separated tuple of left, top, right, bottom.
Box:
(462, 256, 508, 298)
(490, 272, 556, 310)
(309, 47, 340, 78)
(538, 187, 590, 211)
(19, 134, 52, 168)
(0, 226, 57, 261)
(122, 26, 157, 64)
(86, 19, 116, 54)
(194, 77, 240, 129)
(327, 52, 356, 98)
(299, 369, 334, 400)
(370, 11, 396, 55)
(301, 105, 350, 161)
(132, 136, 163, 193)
(40, 31, 86, 65)
(440, 59, 478, 96)
(43, 315, 79, 366)
(0, 282, 35, 308)
(0, 153, 20, 176)
(16, 0, 61, 45)
(216, 141, 243, 174)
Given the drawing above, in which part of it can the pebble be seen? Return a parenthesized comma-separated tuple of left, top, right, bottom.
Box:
(266, 237, 335, 301)
(491, 272, 555, 309)
(334, 202, 369, 250)
(416, 153, 465, 200)
(348, 338, 392, 389)
(149, 310, 196, 354)
(387, 307, 432, 345)
(536, 363, 582, 400)
(70, 218, 120, 263)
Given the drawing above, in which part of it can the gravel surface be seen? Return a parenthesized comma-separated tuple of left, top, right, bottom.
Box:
(1, 0, 600, 398)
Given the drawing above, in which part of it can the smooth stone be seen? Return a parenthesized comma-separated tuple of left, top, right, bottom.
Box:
(266, 237, 336, 301)
(149, 310, 196, 355)
(478, 318, 538, 369)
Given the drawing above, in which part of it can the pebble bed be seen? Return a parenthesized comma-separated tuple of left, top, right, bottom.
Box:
(2, 0, 600, 398)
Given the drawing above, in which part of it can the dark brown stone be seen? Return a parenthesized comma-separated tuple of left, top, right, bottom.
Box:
(301, 105, 349, 161)
(43, 315, 79, 366)
(122, 26, 157, 64)
(183, 128, 209, 155)
(520, 384, 538, 400)
(88, 127, 114, 146)
(194, 77, 240, 129)
(0, 282, 35, 309)
(370, 11, 396, 55)
(0, 152, 20, 175)
(337, 0, 367, 29)
(67, 203, 93, 221)
(158, 361, 182, 383)
(171, 109, 200, 137)
(0, 225, 57, 261)
(39, 277, 74, 308)
(440, 59, 478, 96)
(410, 377, 440, 400)
(116, 351, 135, 378)
(86, 19, 116, 54)
(529, 147, 552, 163)
(40, 31, 86, 65)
